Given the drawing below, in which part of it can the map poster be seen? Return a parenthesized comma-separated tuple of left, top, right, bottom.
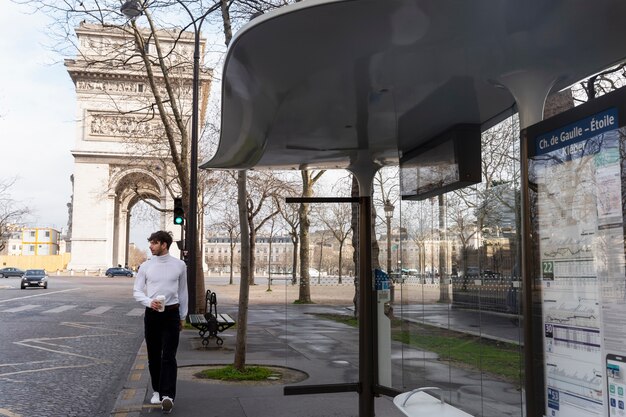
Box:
(529, 97, 626, 417)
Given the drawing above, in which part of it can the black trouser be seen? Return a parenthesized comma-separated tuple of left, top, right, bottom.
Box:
(144, 307, 180, 400)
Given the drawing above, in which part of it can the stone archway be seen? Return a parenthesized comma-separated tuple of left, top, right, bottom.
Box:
(68, 162, 182, 271)
(65, 24, 201, 272)
(111, 169, 163, 268)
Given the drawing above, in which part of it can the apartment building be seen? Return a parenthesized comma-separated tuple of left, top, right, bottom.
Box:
(20, 228, 60, 256)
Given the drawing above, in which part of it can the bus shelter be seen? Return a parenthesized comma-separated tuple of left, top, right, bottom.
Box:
(201, 1, 626, 416)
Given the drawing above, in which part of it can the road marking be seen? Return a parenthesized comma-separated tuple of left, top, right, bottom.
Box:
(0, 288, 80, 304)
(2, 304, 40, 313)
(0, 408, 22, 417)
(42, 305, 77, 314)
(84, 306, 112, 315)
(61, 322, 133, 334)
(0, 363, 96, 377)
(126, 308, 145, 316)
(0, 360, 55, 368)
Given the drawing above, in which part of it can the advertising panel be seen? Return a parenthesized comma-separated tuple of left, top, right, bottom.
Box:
(527, 88, 626, 417)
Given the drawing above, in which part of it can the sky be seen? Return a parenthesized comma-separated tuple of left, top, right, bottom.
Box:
(0, 2, 225, 252)
(0, 2, 75, 234)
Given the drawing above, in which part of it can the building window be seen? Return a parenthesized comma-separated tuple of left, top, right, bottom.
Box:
(30, 231, 36, 238)
(45, 231, 50, 238)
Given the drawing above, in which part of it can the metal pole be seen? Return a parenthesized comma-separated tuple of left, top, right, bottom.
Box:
(358, 196, 375, 417)
(185, 13, 201, 315)
(179, 222, 185, 261)
(521, 128, 540, 416)
(386, 217, 391, 274)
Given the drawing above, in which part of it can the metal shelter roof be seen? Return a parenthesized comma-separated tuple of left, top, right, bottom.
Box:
(201, 0, 626, 173)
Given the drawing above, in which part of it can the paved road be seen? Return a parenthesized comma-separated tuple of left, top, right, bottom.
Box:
(0, 275, 144, 417)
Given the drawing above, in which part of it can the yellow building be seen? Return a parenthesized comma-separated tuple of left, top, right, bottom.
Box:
(20, 228, 60, 256)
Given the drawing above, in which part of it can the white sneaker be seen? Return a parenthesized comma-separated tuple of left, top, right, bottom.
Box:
(150, 392, 161, 404)
(162, 396, 173, 414)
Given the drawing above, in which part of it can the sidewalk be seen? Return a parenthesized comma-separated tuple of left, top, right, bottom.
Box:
(110, 281, 523, 416)
(110, 303, 405, 417)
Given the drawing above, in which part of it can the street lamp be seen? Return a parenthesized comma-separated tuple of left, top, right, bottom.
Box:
(121, 0, 209, 313)
(383, 199, 395, 302)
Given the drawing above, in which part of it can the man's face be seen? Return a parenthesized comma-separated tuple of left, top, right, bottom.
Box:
(149, 240, 168, 256)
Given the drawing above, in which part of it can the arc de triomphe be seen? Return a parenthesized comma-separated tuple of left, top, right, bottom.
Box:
(65, 23, 210, 271)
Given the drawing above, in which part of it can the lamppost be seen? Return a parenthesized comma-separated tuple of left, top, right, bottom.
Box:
(383, 199, 394, 301)
(121, 0, 211, 313)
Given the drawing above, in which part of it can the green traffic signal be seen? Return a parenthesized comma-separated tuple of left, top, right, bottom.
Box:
(173, 197, 184, 226)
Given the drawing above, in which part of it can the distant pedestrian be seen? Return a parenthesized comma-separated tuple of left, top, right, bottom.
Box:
(133, 230, 188, 414)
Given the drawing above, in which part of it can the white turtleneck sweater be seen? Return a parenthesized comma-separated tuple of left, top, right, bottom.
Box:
(133, 254, 188, 320)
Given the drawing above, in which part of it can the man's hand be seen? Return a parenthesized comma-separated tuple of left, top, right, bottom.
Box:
(149, 299, 161, 311)
(179, 320, 185, 332)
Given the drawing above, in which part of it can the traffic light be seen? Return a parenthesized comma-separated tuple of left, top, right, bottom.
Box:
(173, 197, 184, 225)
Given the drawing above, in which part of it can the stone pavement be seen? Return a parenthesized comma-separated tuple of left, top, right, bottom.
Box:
(110, 291, 523, 417)
(109, 303, 405, 417)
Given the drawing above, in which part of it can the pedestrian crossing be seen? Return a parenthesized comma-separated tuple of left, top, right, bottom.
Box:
(0, 303, 145, 316)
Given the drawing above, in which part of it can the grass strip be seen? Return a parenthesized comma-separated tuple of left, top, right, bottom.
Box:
(313, 313, 522, 383)
(195, 365, 279, 381)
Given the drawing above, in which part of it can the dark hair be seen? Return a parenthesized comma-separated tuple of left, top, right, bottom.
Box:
(148, 231, 173, 249)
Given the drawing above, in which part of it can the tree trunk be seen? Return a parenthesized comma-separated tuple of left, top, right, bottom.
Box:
(338, 240, 343, 284)
(291, 238, 298, 285)
(298, 171, 313, 303)
(317, 238, 323, 284)
(194, 237, 205, 312)
(229, 238, 235, 285)
(438, 194, 450, 303)
(234, 170, 249, 371)
(249, 227, 256, 286)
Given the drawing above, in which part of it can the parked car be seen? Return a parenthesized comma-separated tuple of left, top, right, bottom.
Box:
(308, 268, 321, 277)
(105, 267, 134, 277)
(21, 269, 48, 289)
(0, 267, 25, 278)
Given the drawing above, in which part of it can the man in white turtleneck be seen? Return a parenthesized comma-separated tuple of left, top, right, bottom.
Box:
(133, 230, 188, 414)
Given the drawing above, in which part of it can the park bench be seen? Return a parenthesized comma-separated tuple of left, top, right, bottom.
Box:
(188, 289, 236, 346)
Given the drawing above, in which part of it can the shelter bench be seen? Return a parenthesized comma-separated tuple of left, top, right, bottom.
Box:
(393, 387, 472, 417)
(188, 289, 236, 346)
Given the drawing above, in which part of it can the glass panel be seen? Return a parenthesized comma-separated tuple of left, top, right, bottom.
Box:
(395, 117, 524, 416)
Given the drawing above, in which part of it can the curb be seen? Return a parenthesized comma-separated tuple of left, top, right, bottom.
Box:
(110, 341, 150, 417)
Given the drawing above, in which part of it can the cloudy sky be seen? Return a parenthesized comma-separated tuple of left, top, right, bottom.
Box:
(0, 2, 225, 252)
(0, 2, 75, 234)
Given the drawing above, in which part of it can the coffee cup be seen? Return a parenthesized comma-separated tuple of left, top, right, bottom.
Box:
(156, 295, 166, 312)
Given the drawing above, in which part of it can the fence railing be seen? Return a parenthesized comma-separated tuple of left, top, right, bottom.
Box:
(451, 276, 522, 315)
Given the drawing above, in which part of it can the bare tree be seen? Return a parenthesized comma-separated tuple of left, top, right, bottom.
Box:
(316, 204, 352, 284)
(297, 170, 325, 303)
(280, 199, 300, 285)
(403, 203, 431, 276)
(213, 209, 241, 284)
(127, 244, 148, 269)
(16, 0, 231, 312)
(243, 172, 295, 285)
(0, 179, 30, 252)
